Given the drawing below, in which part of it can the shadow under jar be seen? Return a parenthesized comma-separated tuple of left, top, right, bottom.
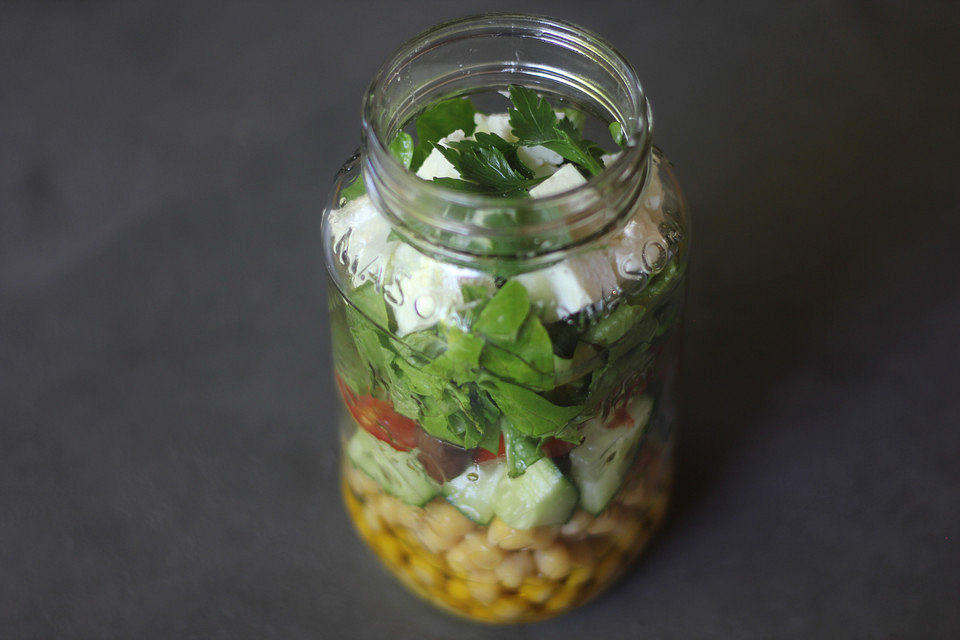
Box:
(321, 14, 689, 624)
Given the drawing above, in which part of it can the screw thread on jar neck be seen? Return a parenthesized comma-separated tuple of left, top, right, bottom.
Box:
(360, 13, 653, 267)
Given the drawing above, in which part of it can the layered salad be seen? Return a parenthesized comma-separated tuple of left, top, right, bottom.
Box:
(325, 86, 685, 622)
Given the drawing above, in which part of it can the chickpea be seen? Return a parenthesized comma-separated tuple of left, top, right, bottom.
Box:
(445, 538, 475, 574)
(345, 466, 368, 497)
(646, 493, 668, 524)
(559, 510, 593, 539)
(423, 500, 475, 540)
(374, 494, 399, 527)
(614, 518, 645, 551)
(565, 541, 596, 587)
(495, 550, 535, 589)
(466, 570, 501, 605)
(408, 554, 444, 589)
(586, 506, 626, 536)
(460, 531, 505, 570)
(395, 500, 423, 530)
(487, 518, 558, 550)
(361, 503, 383, 534)
(518, 576, 556, 604)
(534, 543, 572, 581)
(594, 551, 622, 586)
(415, 526, 452, 555)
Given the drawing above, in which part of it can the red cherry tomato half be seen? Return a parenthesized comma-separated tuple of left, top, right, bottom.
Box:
(540, 437, 575, 458)
(472, 434, 505, 463)
(335, 375, 419, 451)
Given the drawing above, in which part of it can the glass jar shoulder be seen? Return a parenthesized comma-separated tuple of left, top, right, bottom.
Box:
(322, 149, 688, 342)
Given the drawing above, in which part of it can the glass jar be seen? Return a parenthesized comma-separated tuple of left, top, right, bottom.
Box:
(321, 14, 689, 624)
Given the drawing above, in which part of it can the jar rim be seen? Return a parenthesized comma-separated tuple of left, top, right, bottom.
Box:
(359, 13, 654, 255)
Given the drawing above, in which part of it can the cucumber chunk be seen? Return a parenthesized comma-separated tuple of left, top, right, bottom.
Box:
(346, 429, 440, 506)
(492, 458, 578, 529)
(442, 460, 506, 525)
(570, 395, 654, 515)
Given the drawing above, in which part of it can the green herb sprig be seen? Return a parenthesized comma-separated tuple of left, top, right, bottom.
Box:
(507, 85, 606, 176)
(432, 133, 547, 196)
(420, 85, 610, 197)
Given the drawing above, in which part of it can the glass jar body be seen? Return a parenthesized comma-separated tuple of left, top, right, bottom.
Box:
(323, 145, 688, 623)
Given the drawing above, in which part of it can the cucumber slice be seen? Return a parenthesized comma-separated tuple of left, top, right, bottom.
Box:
(570, 395, 654, 515)
(346, 429, 440, 506)
(441, 460, 506, 525)
(492, 458, 578, 529)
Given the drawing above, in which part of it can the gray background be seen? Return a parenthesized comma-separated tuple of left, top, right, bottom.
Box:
(2, 1, 958, 638)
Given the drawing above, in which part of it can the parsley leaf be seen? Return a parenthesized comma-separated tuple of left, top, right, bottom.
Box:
(507, 85, 606, 176)
(388, 131, 415, 168)
(432, 136, 544, 196)
(472, 280, 529, 342)
(410, 98, 477, 171)
(608, 121, 625, 147)
(480, 376, 583, 438)
(340, 131, 415, 204)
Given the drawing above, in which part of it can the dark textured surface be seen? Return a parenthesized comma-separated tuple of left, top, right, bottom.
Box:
(2, 2, 958, 638)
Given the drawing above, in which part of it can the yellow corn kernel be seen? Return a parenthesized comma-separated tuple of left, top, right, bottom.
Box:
(466, 570, 501, 605)
(489, 595, 530, 622)
(518, 576, 556, 604)
(447, 577, 472, 602)
(408, 554, 444, 589)
(487, 518, 558, 550)
(566, 566, 592, 588)
(534, 543, 572, 581)
(495, 550, 535, 590)
(377, 534, 405, 567)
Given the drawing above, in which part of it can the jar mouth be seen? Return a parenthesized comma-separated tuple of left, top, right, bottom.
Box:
(359, 13, 654, 256)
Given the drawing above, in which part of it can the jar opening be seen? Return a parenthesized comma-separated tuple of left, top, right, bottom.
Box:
(359, 13, 654, 262)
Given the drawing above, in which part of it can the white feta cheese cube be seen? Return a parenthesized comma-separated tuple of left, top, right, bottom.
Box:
(518, 145, 563, 177)
(528, 163, 587, 198)
(473, 113, 516, 141)
(600, 152, 621, 167)
(641, 166, 664, 211)
(516, 250, 620, 321)
(415, 129, 466, 180)
(387, 244, 492, 335)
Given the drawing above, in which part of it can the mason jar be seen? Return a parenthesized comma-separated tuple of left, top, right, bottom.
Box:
(321, 14, 689, 624)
